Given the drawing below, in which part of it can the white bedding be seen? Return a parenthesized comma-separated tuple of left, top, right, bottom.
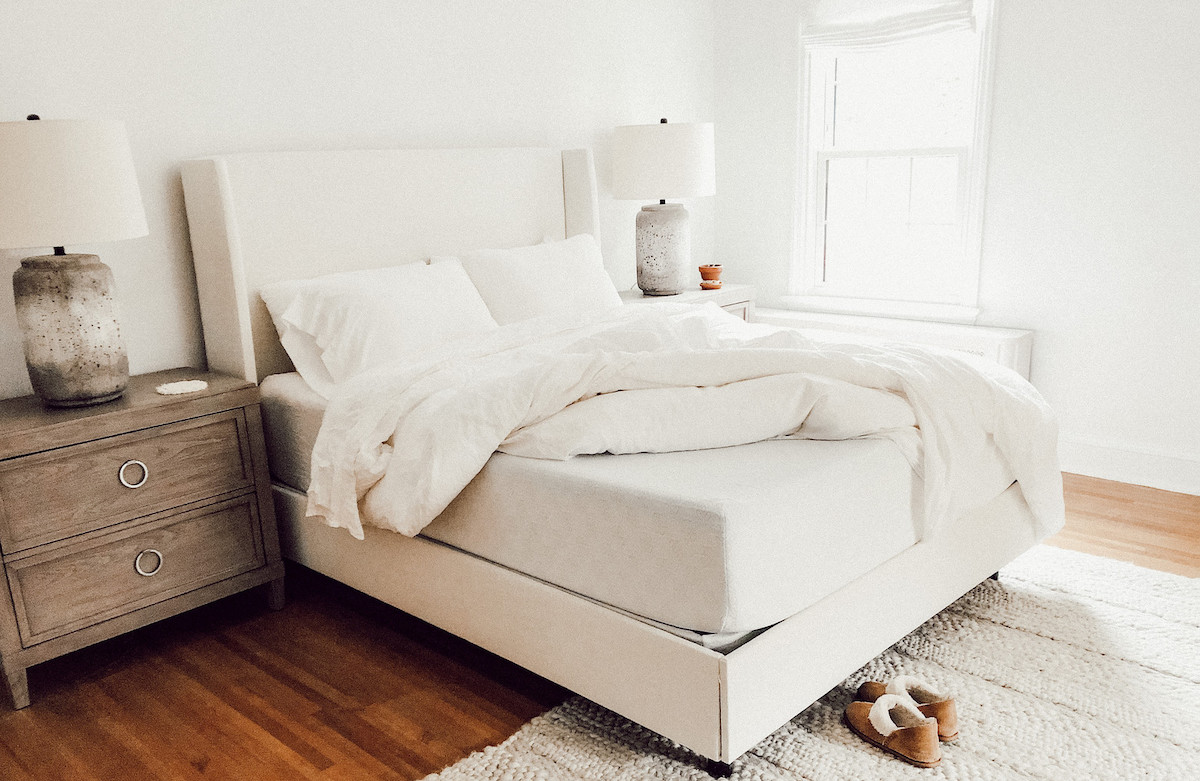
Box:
(304, 304, 1062, 544)
(262, 372, 943, 633)
(430, 440, 924, 634)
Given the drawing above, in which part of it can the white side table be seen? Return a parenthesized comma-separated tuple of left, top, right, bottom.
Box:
(620, 283, 755, 320)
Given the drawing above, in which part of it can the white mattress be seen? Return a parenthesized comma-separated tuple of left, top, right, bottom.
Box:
(261, 373, 935, 634)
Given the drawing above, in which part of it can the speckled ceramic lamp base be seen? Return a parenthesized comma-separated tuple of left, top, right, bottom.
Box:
(635, 203, 690, 296)
(13, 254, 129, 407)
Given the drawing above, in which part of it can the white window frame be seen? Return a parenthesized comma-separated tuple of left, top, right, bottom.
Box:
(786, 2, 997, 324)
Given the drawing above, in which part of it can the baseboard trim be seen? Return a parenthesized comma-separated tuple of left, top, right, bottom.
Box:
(1059, 438, 1200, 496)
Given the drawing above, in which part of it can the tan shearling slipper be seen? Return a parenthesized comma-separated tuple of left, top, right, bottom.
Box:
(856, 675, 958, 741)
(844, 694, 942, 768)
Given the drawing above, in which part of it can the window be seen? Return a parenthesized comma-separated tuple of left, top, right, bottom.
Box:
(790, 1, 995, 321)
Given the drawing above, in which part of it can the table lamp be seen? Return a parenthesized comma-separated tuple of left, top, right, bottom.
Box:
(612, 119, 715, 296)
(0, 116, 148, 406)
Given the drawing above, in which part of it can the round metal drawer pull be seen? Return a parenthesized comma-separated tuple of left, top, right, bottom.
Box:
(134, 549, 163, 577)
(118, 459, 149, 489)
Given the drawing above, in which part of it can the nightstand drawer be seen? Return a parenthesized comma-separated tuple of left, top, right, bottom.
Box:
(0, 410, 254, 552)
(6, 496, 265, 647)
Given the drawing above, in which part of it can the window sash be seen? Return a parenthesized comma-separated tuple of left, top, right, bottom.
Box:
(812, 148, 969, 300)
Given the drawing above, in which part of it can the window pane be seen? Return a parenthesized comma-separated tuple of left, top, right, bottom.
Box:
(822, 154, 963, 299)
(824, 156, 867, 224)
(828, 30, 977, 150)
(863, 157, 910, 226)
(909, 155, 960, 224)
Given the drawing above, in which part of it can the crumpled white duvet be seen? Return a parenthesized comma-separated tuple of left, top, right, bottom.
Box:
(306, 303, 1064, 541)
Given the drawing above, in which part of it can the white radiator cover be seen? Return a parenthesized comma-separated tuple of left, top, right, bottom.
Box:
(753, 308, 1033, 380)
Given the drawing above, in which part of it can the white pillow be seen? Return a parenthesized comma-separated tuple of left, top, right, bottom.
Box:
(259, 259, 497, 394)
(443, 234, 621, 325)
(259, 279, 338, 397)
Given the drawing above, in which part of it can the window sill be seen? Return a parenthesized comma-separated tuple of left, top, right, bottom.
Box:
(779, 294, 980, 325)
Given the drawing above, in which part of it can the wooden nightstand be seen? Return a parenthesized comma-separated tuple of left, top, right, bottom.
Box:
(0, 368, 284, 709)
(620, 283, 755, 320)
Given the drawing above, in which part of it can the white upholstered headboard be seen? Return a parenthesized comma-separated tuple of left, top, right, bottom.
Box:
(181, 146, 600, 383)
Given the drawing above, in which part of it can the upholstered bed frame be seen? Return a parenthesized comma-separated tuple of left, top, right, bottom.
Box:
(180, 146, 1040, 768)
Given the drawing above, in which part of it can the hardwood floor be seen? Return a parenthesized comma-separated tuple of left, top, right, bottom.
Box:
(1, 474, 1195, 780)
(0, 568, 568, 780)
(1046, 473, 1200, 577)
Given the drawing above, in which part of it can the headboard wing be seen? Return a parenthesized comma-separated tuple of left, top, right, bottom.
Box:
(181, 146, 599, 382)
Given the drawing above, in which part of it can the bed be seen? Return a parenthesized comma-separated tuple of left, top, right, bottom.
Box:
(180, 145, 1060, 770)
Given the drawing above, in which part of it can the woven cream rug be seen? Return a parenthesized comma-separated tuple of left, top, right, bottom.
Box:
(423, 546, 1199, 780)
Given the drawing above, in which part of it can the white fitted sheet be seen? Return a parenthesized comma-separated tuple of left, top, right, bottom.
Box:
(261, 373, 938, 633)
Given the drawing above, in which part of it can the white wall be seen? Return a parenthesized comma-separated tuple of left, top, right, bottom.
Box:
(714, 0, 1200, 494)
(712, 0, 801, 307)
(977, 0, 1200, 492)
(0, 0, 714, 399)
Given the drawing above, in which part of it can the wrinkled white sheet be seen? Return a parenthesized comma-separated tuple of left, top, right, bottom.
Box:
(306, 304, 1064, 541)
(499, 371, 917, 460)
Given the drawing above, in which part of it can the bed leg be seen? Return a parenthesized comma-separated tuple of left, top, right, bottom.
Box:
(704, 759, 733, 778)
(988, 571, 1000, 581)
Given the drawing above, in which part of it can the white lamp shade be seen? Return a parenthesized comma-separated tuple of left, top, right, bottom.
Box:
(0, 119, 148, 250)
(612, 121, 715, 201)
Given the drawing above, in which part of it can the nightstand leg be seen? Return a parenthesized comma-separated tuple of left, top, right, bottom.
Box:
(2, 661, 29, 709)
(266, 576, 286, 611)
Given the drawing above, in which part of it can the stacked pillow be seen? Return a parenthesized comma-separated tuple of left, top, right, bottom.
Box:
(260, 234, 619, 396)
(260, 258, 497, 397)
(439, 233, 621, 325)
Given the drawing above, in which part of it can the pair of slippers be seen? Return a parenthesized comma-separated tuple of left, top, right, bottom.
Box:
(843, 676, 958, 768)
